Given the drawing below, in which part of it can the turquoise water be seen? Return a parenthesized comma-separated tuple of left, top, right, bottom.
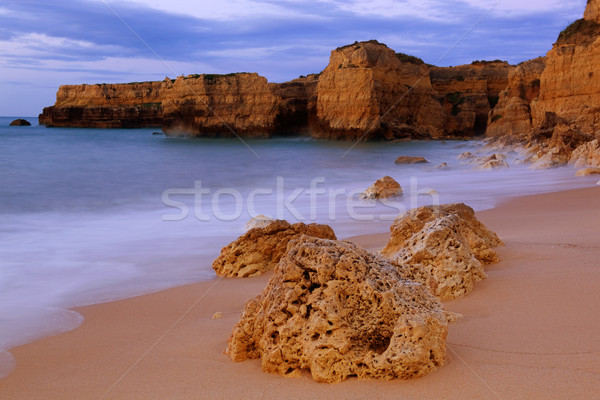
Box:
(0, 116, 596, 376)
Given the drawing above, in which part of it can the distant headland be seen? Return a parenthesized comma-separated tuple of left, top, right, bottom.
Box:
(38, 0, 600, 170)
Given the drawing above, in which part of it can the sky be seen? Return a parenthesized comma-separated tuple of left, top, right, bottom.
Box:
(0, 0, 588, 116)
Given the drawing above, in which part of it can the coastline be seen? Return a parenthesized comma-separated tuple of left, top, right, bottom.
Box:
(1, 186, 600, 399)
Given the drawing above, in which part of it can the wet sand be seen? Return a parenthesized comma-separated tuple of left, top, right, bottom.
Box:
(1, 187, 599, 399)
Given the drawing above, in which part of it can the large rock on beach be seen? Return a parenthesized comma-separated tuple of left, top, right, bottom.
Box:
(212, 220, 336, 278)
(227, 236, 448, 383)
(361, 176, 403, 199)
(381, 203, 503, 300)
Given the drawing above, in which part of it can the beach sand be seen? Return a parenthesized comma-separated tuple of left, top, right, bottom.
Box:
(1, 187, 599, 399)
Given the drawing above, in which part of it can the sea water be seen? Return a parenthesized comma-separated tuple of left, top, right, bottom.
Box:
(0, 116, 596, 377)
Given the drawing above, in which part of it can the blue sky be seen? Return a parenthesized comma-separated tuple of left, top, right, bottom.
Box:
(0, 0, 587, 116)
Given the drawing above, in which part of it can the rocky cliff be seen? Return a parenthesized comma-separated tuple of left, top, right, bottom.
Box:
(486, 57, 545, 137)
(161, 73, 280, 138)
(314, 41, 446, 140)
(40, 41, 509, 139)
(485, 0, 600, 169)
(39, 81, 168, 128)
(430, 61, 510, 136)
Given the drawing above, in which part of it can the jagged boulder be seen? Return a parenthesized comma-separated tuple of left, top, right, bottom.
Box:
(212, 220, 336, 278)
(227, 236, 448, 383)
(381, 204, 503, 300)
(361, 176, 403, 199)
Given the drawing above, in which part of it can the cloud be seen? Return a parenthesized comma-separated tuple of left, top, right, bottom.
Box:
(0, 33, 126, 63)
(316, 0, 459, 21)
(463, 0, 585, 16)
(97, 0, 322, 21)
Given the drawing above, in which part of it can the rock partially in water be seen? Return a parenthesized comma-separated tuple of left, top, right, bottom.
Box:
(478, 154, 509, 170)
(570, 139, 600, 168)
(575, 167, 600, 176)
(381, 203, 503, 300)
(212, 220, 336, 278)
(227, 236, 448, 383)
(9, 119, 31, 126)
(395, 156, 428, 164)
(458, 151, 475, 160)
(361, 176, 402, 199)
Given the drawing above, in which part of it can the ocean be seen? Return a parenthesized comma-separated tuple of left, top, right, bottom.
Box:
(0, 116, 596, 377)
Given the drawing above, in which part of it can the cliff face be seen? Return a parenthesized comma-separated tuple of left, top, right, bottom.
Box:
(314, 41, 445, 140)
(161, 73, 280, 138)
(486, 57, 545, 137)
(484, 1, 600, 170)
(314, 41, 511, 140)
(430, 61, 510, 136)
(39, 82, 168, 128)
(40, 41, 509, 139)
(531, 26, 600, 134)
(487, 0, 600, 138)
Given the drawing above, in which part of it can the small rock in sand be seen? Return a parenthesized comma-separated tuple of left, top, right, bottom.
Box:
(213, 312, 224, 319)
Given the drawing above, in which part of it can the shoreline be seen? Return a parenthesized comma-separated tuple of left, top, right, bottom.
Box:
(1, 186, 600, 398)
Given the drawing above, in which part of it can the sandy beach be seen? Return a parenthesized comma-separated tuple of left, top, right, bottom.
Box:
(1, 187, 599, 399)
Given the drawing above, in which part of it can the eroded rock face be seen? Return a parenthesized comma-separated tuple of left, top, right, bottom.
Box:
(361, 176, 402, 199)
(39, 82, 167, 128)
(430, 61, 510, 136)
(487, 58, 545, 138)
(227, 236, 448, 383)
(162, 73, 280, 137)
(314, 41, 446, 140)
(212, 220, 336, 278)
(381, 204, 503, 300)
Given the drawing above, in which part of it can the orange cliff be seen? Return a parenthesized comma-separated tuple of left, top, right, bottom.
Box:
(39, 40, 510, 140)
(485, 0, 600, 169)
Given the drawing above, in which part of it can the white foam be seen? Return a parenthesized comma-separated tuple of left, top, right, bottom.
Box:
(0, 135, 592, 377)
